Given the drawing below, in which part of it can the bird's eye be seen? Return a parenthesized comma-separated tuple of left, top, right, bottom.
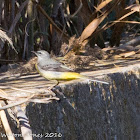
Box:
(38, 51, 42, 55)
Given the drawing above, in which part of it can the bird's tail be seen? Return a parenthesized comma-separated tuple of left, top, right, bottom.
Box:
(80, 75, 109, 85)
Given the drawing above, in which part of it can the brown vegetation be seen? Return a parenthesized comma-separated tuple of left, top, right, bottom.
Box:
(0, 0, 139, 62)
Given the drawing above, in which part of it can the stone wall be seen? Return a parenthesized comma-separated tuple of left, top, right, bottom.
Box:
(26, 69, 140, 140)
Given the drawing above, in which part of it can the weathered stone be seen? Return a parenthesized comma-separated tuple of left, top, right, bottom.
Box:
(26, 71, 140, 140)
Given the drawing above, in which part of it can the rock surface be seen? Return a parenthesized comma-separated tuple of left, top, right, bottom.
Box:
(26, 68, 140, 140)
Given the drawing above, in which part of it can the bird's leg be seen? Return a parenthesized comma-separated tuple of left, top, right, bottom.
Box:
(54, 81, 59, 87)
(47, 80, 59, 97)
(53, 80, 59, 88)
(48, 80, 59, 91)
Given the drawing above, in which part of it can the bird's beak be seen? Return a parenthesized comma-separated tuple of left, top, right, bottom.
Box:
(31, 51, 37, 56)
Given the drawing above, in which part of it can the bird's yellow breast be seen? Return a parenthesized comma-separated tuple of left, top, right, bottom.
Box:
(60, 72, 83, 80)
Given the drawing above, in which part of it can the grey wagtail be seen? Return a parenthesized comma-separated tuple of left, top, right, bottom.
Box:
(32, 50, 109, 85)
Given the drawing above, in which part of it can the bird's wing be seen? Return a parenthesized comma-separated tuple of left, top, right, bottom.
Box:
(38, 63, 73, 72)
(38, 57, 74, 72)
(60, 64, 73, 71)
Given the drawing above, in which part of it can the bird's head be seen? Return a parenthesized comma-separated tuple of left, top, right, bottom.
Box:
(32, 50, 50, 59)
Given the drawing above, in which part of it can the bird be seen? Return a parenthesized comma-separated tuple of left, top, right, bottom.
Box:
(32, 50, 109, 86)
